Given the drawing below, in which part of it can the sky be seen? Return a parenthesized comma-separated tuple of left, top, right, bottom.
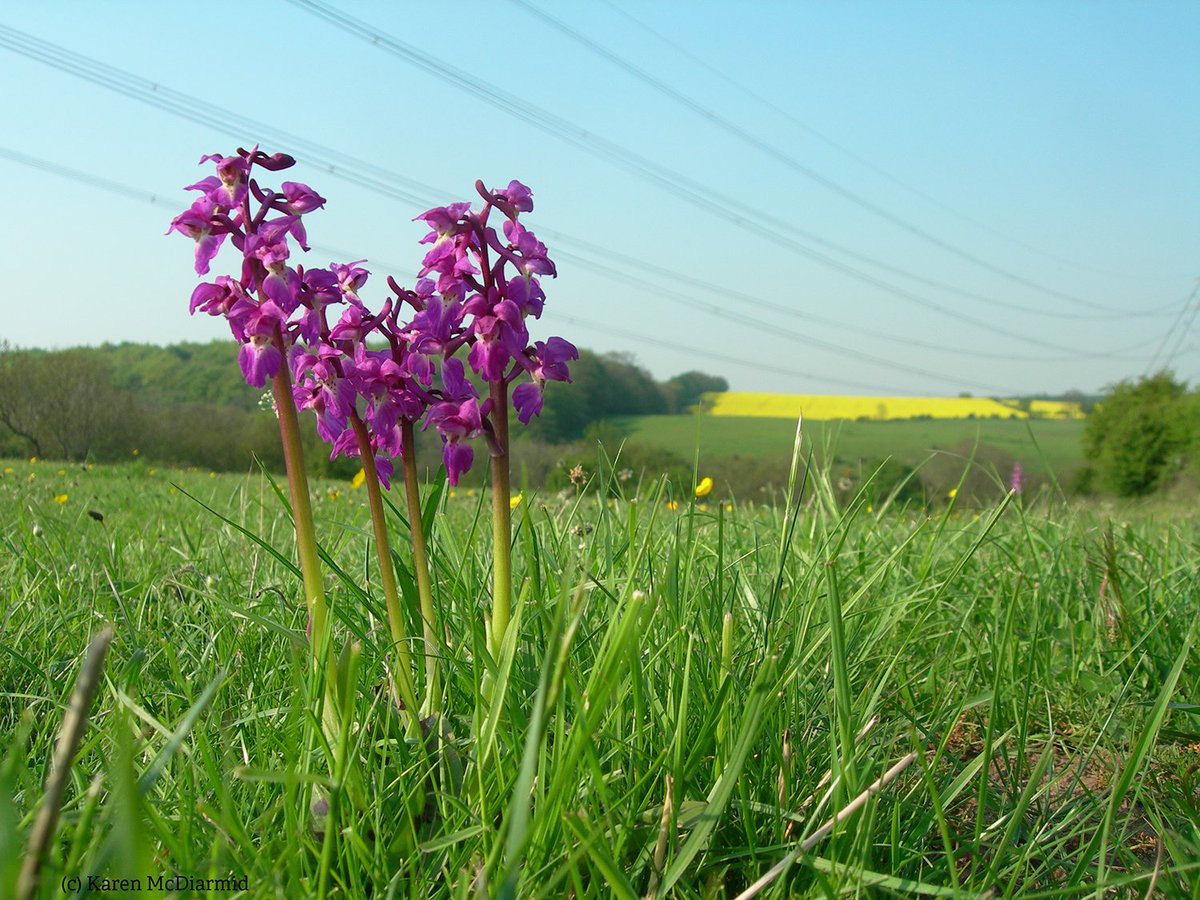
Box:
(1, 0, 1197, 397)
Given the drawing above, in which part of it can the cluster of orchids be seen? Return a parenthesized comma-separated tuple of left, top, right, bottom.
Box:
(170, 147, 576, 756)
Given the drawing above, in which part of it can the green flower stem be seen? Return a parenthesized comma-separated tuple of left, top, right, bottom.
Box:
(269, 362, 342, 779)
(270, 366, 330, 667)
(401, 419, 440, 715)
(488, 380, 513, 660)
(349, 413, 421, 724)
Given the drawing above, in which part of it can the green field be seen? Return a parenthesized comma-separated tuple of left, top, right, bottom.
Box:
(620, 414, 1086, 470)
(3, 458, 1198, 895)
(624, 415, 1084, 465)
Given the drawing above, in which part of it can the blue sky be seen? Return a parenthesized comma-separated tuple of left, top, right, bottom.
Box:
(1, 0, 1197, 396)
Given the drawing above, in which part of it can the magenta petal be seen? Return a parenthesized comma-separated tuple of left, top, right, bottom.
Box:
(512, 381, 544, 424)
(281, 181, 327, 214)
(441, 357, 476, 400)
(238, 339, 281, 388)
(193, 232, 226, 275)
(443, 441, 473, 485)
(374, 456, 394, 490)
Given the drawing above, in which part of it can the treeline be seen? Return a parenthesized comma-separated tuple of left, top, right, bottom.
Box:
(0, 341, 727, 471)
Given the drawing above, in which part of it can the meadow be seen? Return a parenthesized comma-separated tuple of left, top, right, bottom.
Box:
(3, 453, 1198, 896)
(619, 415, 1086, 474)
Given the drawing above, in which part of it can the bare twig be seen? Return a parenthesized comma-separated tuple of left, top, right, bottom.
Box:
(786, 715, 878, 839)
(734, 751, 918, 900)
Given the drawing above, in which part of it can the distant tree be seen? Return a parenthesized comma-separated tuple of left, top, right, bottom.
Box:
(0, 344, 134, 460)
(665, 370, 729, 413)
(1083, 371, 1196, 495)
(99, 340, 260, 410)
(0, 342, 46, 455)
(532, 350, 668, 442)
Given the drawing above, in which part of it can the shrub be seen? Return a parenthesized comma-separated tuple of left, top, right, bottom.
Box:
(1083, 371, 1197, 496)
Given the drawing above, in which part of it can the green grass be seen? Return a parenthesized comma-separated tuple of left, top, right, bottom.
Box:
(2, 455, 1199, 896)
(619, 414, 1086, 471)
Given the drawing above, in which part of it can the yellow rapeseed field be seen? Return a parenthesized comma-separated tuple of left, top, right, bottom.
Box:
(1028, 400, 1086, 420)
(702, 393, 1084, 421)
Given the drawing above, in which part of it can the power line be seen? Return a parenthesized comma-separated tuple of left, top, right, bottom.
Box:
(0, 27, 1180, 392)
(542, 312, 917, 393)
(0, 20, 1175, 362)
(0, 144, 1008, 393)
(10, 145, 1183, 399)
(278, 1, 1168, 322)
(1159, 285, 1200, 371)
(596, 0, 1165, 284)
(546, 231, 1162, 364)
(506, 0, 1162, 312)
(0, 146, 935, 393)
(555, 250, 1013, 393)
(1144, 283, 1200, 374)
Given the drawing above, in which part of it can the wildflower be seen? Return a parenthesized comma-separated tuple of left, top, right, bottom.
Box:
(167, 196, 228, 275)
(331, 259, 370, 297)
(725, 503, 733, 512)
(148, 468, 157, 476)
(568, 465, 585, 485)
(2, 467, 11, 475)
(32, 524, 43, 537)
(617, 468, 633, 482)
(351, 469, 366, 489)
(698, 503, 709, 512)
(666, 500, 679, 510)
(947, 487, 957, 499)
(510, 493, 523, 510)
(132, 449, 139, 457)
(57, 469, 65, 475)
(29, 456, 37, 464)
(695, 477, 713, 498)
(54, 493, 68, 505)
(189, 151, 250, 207)
(280, 181, 327, 215)
(425, 398, 483, 486)
(1010, 462, 1024, 495)
(231, 302, 287, 387)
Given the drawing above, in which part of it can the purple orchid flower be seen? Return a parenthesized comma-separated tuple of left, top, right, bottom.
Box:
(167, 197, 227, 275)
(331, 259, 370, 297)
(495, 179, 534, 214)
(280, 181, 326, 215)
(187, 153, 249, 208)
(512, 337, 578, 424)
